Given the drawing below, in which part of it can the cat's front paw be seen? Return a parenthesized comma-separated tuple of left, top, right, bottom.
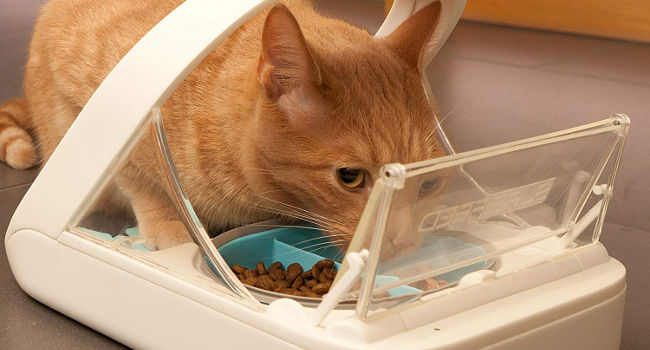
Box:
(139, 219, 192, 250)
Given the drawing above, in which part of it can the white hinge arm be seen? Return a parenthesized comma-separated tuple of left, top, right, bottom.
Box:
(310, 250, 369, 326)
(558, 184, 609, 248)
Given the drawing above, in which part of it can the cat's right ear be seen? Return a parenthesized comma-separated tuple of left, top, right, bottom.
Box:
(257, 5, 322, 103)
(381, 1, 442, 70)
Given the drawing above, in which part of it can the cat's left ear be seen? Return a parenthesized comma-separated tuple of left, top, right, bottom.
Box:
(258, 5, 322, 103)
(381, 1, 442, 70)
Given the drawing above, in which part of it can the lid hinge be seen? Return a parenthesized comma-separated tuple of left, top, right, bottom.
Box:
(558, 184, 609, 248)
(381, 163, 407, 189)
(310, 249, 369, 326)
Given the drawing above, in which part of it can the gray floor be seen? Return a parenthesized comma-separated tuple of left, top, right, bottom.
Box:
(1, 0, 649, 349)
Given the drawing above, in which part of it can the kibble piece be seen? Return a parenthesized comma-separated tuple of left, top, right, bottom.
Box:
(277, 287, 302, 296)
(242, 277, 258, 286)
(299, 285, 311, 294)
(425, 278, 440, 289)
(256, 262, 267, 275)
(318, 273, 330, 284)
(312, 283, 329, 295)
(291, 276, 304, 289)
(304, 291, 320, 298)
(288, 288, 302, 296)
(317, 259, 335, 269)
(273, 280, 290, 290)
(412, 278, 447, 291)
(236, 273, 244, 281)
(324, 279, 333, 288)
(305, 279, 318, 288)
(269, 268, 286, 281)
(311, 262, 321, 280)
(286, 263, 303, 284)
(243, 269, 257, 279)
(232, 265, 246, 274)
(256, 275, 274, 290)
(321, 267, 336, 280)
(300, 270, 312, 279)
(268, 261, 283, 272)
(411, 280, 428, 290)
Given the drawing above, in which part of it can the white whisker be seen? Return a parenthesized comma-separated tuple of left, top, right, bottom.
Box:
(290, 234, 350, 247)
(256, 196, 333, 224)
(254, 197, 332, 227)
(246, 224, 329, 232)
(245, 201, 323, 226)
(429, 95, 480, 142)
(259, 196, 345, 226)
(296, 239, 346, 251)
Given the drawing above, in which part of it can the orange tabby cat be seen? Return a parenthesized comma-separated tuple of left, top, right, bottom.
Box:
(0, 0, 445, 252)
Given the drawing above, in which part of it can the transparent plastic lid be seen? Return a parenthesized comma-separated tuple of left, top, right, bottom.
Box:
(340, 115, 629, 318)
(63, 112, 628, 317)
(66, 110, 262, 310)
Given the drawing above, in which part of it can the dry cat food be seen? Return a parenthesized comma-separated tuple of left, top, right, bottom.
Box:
(231, 259, 337, 298)
(411, 278, 448, 290)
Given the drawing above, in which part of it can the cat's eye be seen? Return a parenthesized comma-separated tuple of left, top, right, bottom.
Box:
(419, 178, 443, 195)
(336, 168, 366, 189)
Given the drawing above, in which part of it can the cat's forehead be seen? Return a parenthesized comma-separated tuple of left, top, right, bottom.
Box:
(302, 26, 440, 163)
(304, 19, 420, 105)
(320, 46, 411, 89)
(320, 53, 430, 124)
(318, 50, 424, 118)
(316, 104, 440, 167)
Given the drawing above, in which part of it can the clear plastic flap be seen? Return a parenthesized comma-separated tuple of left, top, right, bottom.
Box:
(341, 115, 629, 318)
(65, 110, 261, 310)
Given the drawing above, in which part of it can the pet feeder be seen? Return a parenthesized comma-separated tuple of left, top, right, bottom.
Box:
(5, 0, 629, 349)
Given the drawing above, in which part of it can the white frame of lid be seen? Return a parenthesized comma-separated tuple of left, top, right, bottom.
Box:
(345, 115, 629, 319)
(5, 0, 467, 309)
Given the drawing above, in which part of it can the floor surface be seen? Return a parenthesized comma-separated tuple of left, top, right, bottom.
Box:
(1, 0, 648, 348)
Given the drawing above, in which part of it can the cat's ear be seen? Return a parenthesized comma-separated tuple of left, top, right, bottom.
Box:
(381, 1, 442, 69)
(257, 5, 322, 102)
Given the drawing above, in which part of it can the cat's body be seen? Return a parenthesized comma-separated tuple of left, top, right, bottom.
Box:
(0, 0, 445, 253)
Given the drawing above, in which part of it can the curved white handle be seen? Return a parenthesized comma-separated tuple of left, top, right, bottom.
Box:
(7, 0, 277, 240)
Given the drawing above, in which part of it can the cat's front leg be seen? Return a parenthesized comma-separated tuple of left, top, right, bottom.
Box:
(125, 183, 192, 250)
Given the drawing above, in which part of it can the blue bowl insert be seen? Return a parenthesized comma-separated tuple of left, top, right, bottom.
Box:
(218, 227, 343, 273)
(217, 227, 487, 296)
(81, 225, 488, 297)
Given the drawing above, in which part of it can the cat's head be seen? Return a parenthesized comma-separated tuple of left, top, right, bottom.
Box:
(243, 3, 447, 260)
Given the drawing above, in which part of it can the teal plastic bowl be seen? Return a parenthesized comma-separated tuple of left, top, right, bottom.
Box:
(216, 226, 471, 296)
(218, 227, 342, 273)
(81, 224, 488, 298)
